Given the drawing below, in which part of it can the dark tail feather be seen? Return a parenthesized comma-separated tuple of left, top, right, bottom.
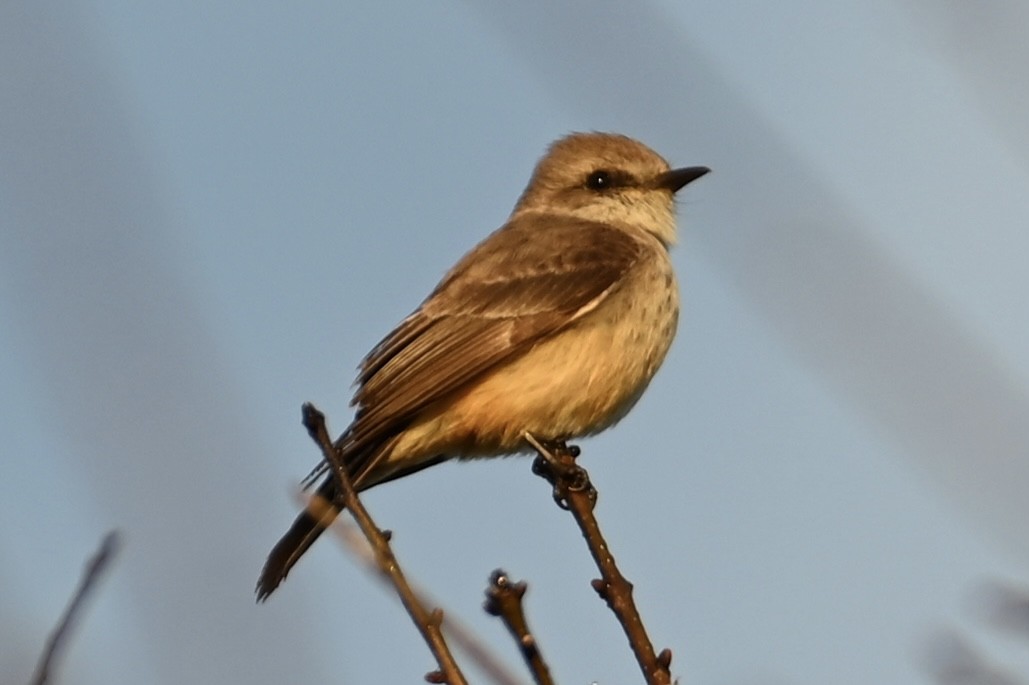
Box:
(255, 444, 446, 601)
(255, 477, 340, 602)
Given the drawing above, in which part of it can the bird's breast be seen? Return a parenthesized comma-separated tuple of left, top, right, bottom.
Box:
(431, 245, 680, 456)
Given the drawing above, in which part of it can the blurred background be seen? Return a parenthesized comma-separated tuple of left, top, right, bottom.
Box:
(3, 2, 1029, 683)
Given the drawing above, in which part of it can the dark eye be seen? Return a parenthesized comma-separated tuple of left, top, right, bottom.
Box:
(585, 170, 613, 191)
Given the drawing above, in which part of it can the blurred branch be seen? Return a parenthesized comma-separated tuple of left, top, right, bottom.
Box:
(525, 433, 673, 685)
(924, 629, 1025, 685)
(483, 569, 554, 685)
(298, 491, 526, 685)
(301, 402, 467, 685)
(975, 580, 1029, 639)
(31, 530, 122, 685)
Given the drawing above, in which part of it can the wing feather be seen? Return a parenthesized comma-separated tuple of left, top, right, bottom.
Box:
(340, 216, 644, 467)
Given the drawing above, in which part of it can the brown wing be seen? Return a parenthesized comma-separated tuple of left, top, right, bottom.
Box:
(339, 215, 644, 469)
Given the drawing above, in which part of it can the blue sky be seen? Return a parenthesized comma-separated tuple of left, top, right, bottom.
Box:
(3, 2, 1029, 683)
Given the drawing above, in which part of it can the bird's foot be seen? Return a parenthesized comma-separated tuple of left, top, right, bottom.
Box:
(524, 433, 595, 510)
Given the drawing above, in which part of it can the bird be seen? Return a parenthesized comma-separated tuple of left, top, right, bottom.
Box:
(256, 132, 709, 600)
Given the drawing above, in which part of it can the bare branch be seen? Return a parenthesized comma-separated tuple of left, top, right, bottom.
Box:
(525, 433, 673, 685)
(31, 530, 122, 685)
(483, 569, 555, 685)
(299, 492, 526, 685)
(301, 402, 468, 685)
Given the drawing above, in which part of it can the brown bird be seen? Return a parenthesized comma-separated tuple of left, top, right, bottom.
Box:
(257, 132, 709, 600)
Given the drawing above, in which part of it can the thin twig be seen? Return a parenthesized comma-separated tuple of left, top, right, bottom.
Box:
(295, 491, 526, 685)
(483, 569, 555, 685)
(525, 432, 673, 685)
(31, 531, 122, 685)
(301, 402, 468, 685)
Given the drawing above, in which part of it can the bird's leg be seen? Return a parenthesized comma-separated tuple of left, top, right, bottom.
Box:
(524, 432, 595, 510)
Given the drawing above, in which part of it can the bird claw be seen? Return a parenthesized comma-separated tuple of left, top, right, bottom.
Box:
(525, 432, 596, 510)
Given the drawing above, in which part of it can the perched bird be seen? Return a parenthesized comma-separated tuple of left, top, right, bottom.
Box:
(257, 132, 709, 600)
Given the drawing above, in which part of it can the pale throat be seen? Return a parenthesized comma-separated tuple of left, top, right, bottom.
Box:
(566, 194, 678, 247)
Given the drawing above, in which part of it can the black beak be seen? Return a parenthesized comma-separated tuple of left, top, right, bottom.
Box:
(655, 166, 710, 193)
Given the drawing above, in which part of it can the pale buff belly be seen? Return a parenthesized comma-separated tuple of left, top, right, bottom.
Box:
(386, 251, 679, 465)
